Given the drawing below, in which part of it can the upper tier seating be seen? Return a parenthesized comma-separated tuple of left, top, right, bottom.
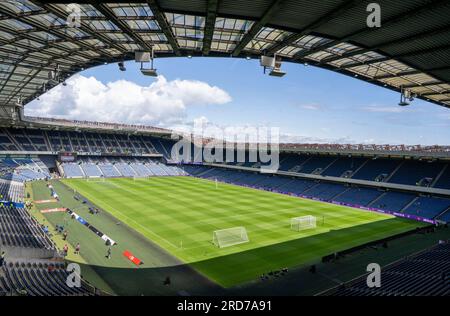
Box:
(351, 158, 400, 181)
(1, 128, 163, 155)
(433, 166, 450, 190)
(322, 157, 368, 177)
(277, 154, 310, 171)
(298, 156, 337, 174)
(388, 161, 446, 186)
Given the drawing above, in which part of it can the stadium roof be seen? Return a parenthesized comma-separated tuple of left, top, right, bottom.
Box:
(0, 0, 449, 109)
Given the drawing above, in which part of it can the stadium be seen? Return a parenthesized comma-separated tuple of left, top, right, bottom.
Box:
(0, 0, 449, 299)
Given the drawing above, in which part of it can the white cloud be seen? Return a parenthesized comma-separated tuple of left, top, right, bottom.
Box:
(25, 74, 231, 126)
(300, 103, 321, 110)
(362, 104, 407, 113)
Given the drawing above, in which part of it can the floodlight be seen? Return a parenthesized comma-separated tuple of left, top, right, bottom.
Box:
(140, 68, 158, 77)
(398, 86, 413, 106)
(261, 54, 286, 77)
(260, 55, 275, 68)
(118, 62, 126, 71)
(269, 68, 286, 77)
(135, 51, 151, 62)
(139, 47, 158, 77)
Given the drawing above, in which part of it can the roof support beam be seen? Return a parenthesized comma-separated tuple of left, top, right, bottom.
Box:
(146, 0, 181, 56)
(31, 1, 128, 55)
(374, 66, 450, 80)
(421, 89, 450, 97)
(374, 70, 421, 80)
(202, 0, 220, 55)
(403, 82, 442, 89)
(92, 3, 154, 52)
(0, 9, 47, 21)
(0, 63, 21, 96)
(339, 57, 390, 69)
(266, 0, 364, 55)
(0, 6, 116, 60)
(293, 0, 449, 60)
(0, 40, 84, 67)
(322, 24, 450, 64)
(232, 0, 285, 57)
(339, 44, 450, 70)
(5, 60, 56, 105)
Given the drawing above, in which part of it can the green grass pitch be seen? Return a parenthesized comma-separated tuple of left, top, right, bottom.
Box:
(57, 176, 423, 287)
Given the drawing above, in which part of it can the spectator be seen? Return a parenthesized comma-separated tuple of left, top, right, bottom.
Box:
(163, 276, 171, 286)
(0, 251, 5, 267)
(75, 243, 80, 255)
(63, 244, 69, 257)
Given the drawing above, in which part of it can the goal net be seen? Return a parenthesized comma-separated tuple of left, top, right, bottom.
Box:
(291, 215, 316, 231)
(212, 227, 249, 248)
(133, 175, 149, 181)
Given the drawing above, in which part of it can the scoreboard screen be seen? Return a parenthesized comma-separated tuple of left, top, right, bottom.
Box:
(59, 152, 77, 162)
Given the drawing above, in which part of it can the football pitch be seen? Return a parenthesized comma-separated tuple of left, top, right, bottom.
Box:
(57, 176, 424, 287)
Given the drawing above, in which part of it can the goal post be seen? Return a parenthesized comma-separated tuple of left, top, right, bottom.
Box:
(133, 175, 149, 181)
(212, 227, 249, 248)
(291, 215, 316, 231)
(86, 177, 105, 182)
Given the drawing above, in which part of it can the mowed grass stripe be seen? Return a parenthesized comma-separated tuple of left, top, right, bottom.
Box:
(62, 177, 424, 287)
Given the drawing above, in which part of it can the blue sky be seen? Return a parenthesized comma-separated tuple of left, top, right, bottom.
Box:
(27, 57, 450, 145)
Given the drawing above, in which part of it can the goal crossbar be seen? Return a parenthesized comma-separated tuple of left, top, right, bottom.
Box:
(291, 215, 316, 231)
(212, 227, 249, 248)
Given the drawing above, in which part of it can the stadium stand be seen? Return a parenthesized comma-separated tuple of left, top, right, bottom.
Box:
(388, 160, 446, 186)
(321, 157, 368, 178)
(433, 166, 450, 190)
(0, 260, 92, 296)
(334, 187, 383, 206)
(179, 165, 450, 222)
(370, 191, 417, 212)
(0, 204, 53, 249)
(0, 180, 24, 203)
(324, 243, 450, 296)
(61, 163, 85, 178)
(79, 163, 103, 178)
(60, 157, 186, 178)
(403, 196, 450, 219)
